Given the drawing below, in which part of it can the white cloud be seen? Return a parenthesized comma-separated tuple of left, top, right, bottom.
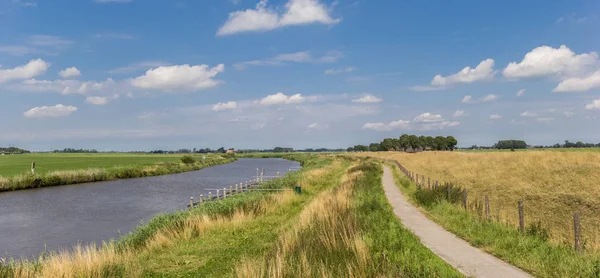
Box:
(462, 94, 498, 104)
(453, 110, 468, 117)
(27, 35, 72, 47)
(0, 45, 39, 56)
(259, 92, 305, 105)
(0, 59, 50, 83)
(59, 67, 81, 78)
(216, 0, 340, 36)
(537, 117, 555, 122)
(251, 123, 266, 130)
(212, 101, 238, 111)
(411, 59, 495, 91)
(324, 66, 355, 75)
(234, 51, 342, 70)
(489, 114, 502, 119)
(585, 98, 600, 110)
(85, 95, 119, 105)
(552, 71, 600, 92)
(414, 112, 443, 123)
(520, 111, 537, 117)
(503, 45, 598, 79)
(362, 120, 411, 131)
(92, 33, 135, 40)
(130, 64, 224, 91)
(23, 104, 77, 118)
(11, 78, 118, 95)
(307, 122, 329, 130)
(564, 111, 576, 117)
(352, 94, 382, 103)
(517, 89, 525, 96)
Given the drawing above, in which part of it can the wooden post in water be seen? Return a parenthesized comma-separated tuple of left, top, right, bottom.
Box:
(189, 197, 193, 210)
(518, 200, 524, 233)
(235, 184, 239, 193)
(256, 168, 259, 181)
(485, 195, 490, 219)
(208, 192, 212, 200)
(199, 194, 204, 204)
(229, 185, 233, 196)
(216, 190, 220, 200)
(31, 161, 35, 175)
(462, 189, 467, 210)
(277, 171, 280, 178)
(223, 187, 227, 199)
(574, 212, 581, 253)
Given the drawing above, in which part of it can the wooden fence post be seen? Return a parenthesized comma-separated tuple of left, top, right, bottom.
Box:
(31, 161, 35, 175)
(462, 189, 467, 210)
(485, 195, 490, 219)
(235, 184, 239, 193)
(574, 212, 581, 253)
(428, 177, 430, 189)
(216, 190, 220, 200)
(518, 200, 524, 233)
(209, 192, 212, 200)
(223, 187, 227, 199)
(189, 197, 193, 210)
(199, 194, 204, 204)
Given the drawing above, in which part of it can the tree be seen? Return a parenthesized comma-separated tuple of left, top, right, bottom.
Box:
(353, 145, 369, 152)
(347, 147, 354, 152)
(217, 147, 226, 153)
(434, 136, 448, 150)
(369, 143, 380, 152)
(399, 134, 410, 152)
(408, 135, 420, 151)
(380, 138, 395, 151)
(446, 136, 458, 151)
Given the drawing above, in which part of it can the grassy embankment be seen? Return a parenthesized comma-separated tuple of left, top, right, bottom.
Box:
(355, 151, 600, 277)
(1, 155, 461, 277)
(0, 153, 233, 192)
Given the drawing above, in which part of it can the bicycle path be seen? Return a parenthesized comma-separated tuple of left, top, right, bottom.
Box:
(382, 165, 533, 278)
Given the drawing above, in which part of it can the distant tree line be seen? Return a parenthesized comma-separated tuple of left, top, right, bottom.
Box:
(0, 147, 30, 154)
(493, 140, 528, 149)
(53, 148, 98, 153)
(347, 134, 458, 152)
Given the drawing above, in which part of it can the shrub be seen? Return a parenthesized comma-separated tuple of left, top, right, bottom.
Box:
(181, 155, 195, 164)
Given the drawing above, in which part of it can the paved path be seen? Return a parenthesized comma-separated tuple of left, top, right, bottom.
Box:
(382, 166, 533, 278)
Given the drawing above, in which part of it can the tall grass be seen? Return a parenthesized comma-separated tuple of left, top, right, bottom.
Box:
(386, 162, 600, 278)
(235, 161, 461, 278)
(0, 156, 234, 192)
(356, 151, 600, 249)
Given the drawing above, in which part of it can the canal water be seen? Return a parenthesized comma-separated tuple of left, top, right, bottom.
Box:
(0, 158, 300, 260)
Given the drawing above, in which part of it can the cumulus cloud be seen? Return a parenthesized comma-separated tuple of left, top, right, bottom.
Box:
(234, 51, 342, 70)
(462, 94, 498, 104)
(414, 112, 443, 123)
(307, 122, 329, 130)
(130, 64, 224, 91)
(585, 98, 600, 110)
(23, 104, 77, 118)
(553, 71, 600, 92)
(503, 45, 598, 79)
(362, 120, 411, 131)
(489, 114, 502, 119)
(212, 101, 238, 111)
(517, 89, 525, 96)
(259, 92, 305, 105)
(453, 110, 468, 117)
(85, 95, 119, 105)
(325, 67, 355, 75)
(520, 111, 537, 117)
(352, 94, 382, 103)
(537, 117, 555, 122)
(107, 61, 170, 75)
(411, 59, 495, 91)
(13, 78, 117, 95)
(0, 59, 50, 83)
(59, 67, 81, 78)
(216, 0, 339, 36)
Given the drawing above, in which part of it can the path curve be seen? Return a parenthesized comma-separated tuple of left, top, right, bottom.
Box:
(382, 165, 533, 278)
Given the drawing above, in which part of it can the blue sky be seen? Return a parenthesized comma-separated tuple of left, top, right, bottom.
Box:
(1, 0, 600, 151)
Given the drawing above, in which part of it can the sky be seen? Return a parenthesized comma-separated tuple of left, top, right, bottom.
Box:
(1, 0, 600, 151)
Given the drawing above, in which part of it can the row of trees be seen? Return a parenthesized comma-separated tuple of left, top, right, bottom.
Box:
(52, 148, 98, 153)
(0, 147, 30, 154)
(493, 140, 528, 149)
(348, 134, 458, 152)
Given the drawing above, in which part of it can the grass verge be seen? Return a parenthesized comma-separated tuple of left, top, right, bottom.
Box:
(386, 161, 600, 278)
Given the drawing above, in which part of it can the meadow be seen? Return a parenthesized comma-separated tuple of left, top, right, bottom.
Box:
(0, 155, 461, 278)
(0, 153, 231, 192)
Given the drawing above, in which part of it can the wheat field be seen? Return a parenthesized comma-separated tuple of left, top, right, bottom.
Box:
(355, 151, 600, 249)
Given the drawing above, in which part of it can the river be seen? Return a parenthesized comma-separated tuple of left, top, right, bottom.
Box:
(0, 158, 300, 260)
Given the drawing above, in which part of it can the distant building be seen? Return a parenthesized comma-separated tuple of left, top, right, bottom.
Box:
(226, 148, 235, 154)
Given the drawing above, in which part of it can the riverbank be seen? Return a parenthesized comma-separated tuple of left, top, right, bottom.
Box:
(1, 155, 461, 277)
(0, 155, 235, 192)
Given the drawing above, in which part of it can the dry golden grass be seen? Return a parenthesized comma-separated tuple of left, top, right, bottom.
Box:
(356, 151, 600, 249)
(235, 166, 370, 278)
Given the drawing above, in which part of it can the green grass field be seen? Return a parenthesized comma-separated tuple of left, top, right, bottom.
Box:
(0, 153, 212, 177)
(458, 148, 600, 152)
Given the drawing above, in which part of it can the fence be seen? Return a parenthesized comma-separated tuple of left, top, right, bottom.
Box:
(386, 159, 585, 253)
(188, 167, 298, 208)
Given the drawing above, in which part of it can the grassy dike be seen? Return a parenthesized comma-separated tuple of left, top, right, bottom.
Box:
(1, 155, 461, 277)
(0, 155, 234, 192)
(386, 161, 600, 278)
